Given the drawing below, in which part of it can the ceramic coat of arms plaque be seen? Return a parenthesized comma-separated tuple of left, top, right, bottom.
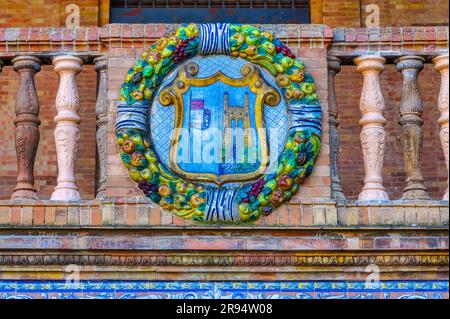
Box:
(116, 23, 322, 224)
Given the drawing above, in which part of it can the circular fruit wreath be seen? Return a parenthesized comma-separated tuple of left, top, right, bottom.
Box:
(116, 23, 322, 224)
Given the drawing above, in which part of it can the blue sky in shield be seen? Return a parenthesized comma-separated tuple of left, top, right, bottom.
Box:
(150, 55, 289, 187)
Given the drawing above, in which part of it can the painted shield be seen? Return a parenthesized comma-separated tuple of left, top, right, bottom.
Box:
(158, 61, 280, 186)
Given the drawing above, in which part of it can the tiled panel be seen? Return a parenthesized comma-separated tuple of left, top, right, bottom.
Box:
(0, 280, 448, 299)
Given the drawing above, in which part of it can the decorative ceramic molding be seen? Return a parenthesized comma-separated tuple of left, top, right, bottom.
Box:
(355, 55, 389, 201)
(328, 56, 346, 201)
(433, 54, 449, 201)
(50, 55, 83, 202)
(94, 56, 108, 199)
(396, 56, 429, 200)
(0, 253, 447, 267)
(116, 23, 322, 223)
(11, 56, 42, 200)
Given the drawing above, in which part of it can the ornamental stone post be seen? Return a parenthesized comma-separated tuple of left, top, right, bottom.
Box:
(50, 55, 83, 201)
(433, 54, 449, 201)
(328, 56, 346, 201)
(395, 56, 429, 200)
(11, 56, 42, 200)
(94, 57, 108, 199)
(354, 55, 389, 201)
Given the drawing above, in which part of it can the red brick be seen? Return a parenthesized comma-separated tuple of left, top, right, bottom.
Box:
(91, 206, 102, 225)
(358, 207, 369, 224)
(0, 207, 9, 224)
(44, 206, 56, 225)
(110, 24, 121, 38)
(132, 24, 145, 38)
(149, 206, 160, 225)
(264, 209, 278, 225)
(126, 204, 137, 225)
(359, 238, 373, 249)
(87, 27, 99, 41)
(121, 25, 132, 38)
(302, 205, 313, 225)
(29, 28, 40, 41)
(55, 207, 67, 225)
(290, 205, 302, 226)
(38, 27, 51, 41)
(11, 206, 21, 224)
(278, 205, 290, 225)
(62, 28, 74, 41)
(22, 207, 33, 225)
(33, 206, 44, 225)
(172, 215, 185, 226)
(50, 29, 62, 41)
(374, 238, 391, 249)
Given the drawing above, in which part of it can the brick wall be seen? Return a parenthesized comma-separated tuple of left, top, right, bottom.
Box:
(361, 0, 449, 27)
(317, 0, 449, 27)
(321, 0, 362, 28)
(0, 0, 103, 28)
(0, 65, 97, 200)
(1, 1, 448, 29)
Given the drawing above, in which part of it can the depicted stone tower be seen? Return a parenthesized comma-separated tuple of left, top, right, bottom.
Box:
(222, 91, 251, 162)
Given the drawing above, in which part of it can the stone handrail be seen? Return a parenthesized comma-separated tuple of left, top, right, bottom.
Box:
(329, 26, 449, 60)
(0, 24, 334, 58)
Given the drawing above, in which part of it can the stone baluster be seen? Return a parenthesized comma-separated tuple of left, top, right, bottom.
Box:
(396, 56, 429, 200)
(94, 56, 107, 199)
(11, 56, 42, 200)
(328, 56, 346, 201)
(50, 55, 83, 201)
(433, 54, 449, 201)
(354, 55, 389, 201)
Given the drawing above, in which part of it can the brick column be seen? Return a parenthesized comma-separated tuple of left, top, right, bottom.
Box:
(328, 56, 346, 201)
(94, 56, 107, 199)
(395, 56, 429, 200)
(11, 56, 42, 200)
(50, 55, 83, 201)
(433, 54, 449, 201)
(354, 55, 389, 201)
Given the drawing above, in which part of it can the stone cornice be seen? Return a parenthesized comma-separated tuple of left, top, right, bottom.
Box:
(0, 230, 447, 251)
(0, 24, 333, 60)
(1, 198, 447, 228)
(329, 26, 449, 62)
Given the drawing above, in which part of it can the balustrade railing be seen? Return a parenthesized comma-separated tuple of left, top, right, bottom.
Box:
(327, 52, 449, 201)
(0, 25, 448, 204)
(0, 53, 106, 202)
